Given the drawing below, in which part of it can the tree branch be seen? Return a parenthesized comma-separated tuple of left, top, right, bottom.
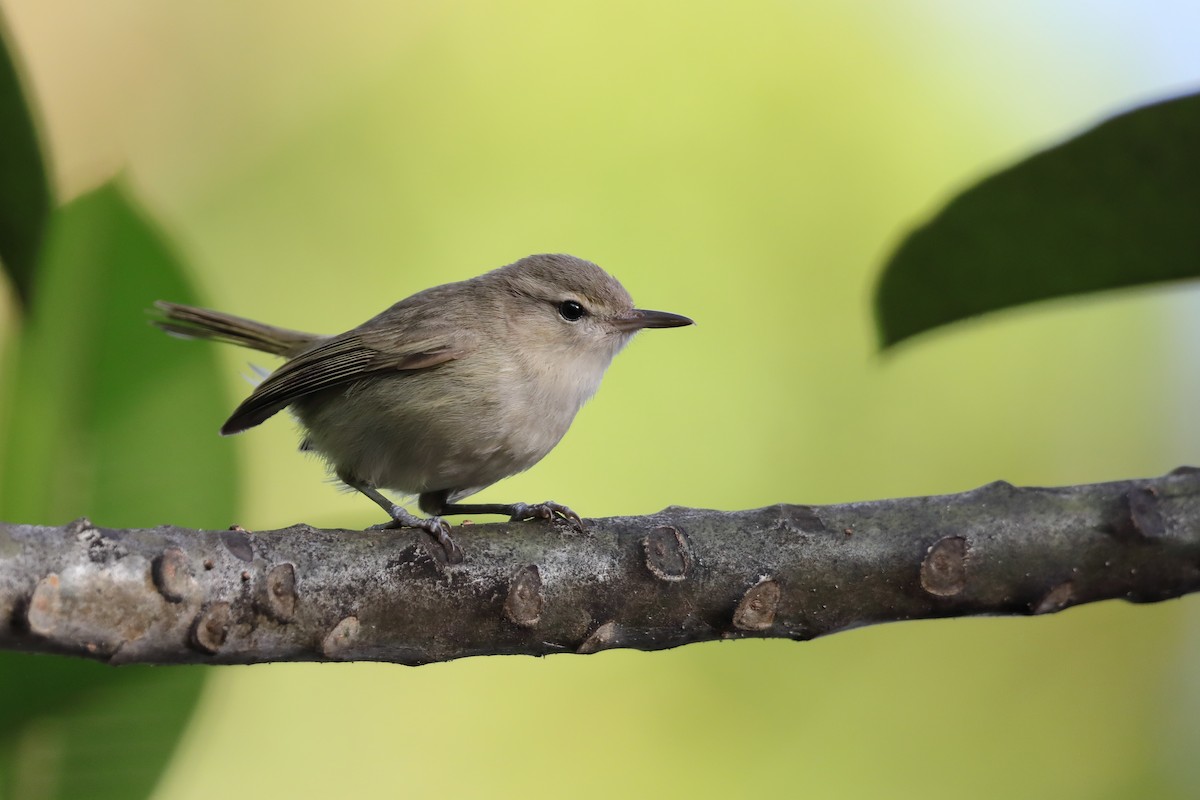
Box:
(3, 470, 1199, 666)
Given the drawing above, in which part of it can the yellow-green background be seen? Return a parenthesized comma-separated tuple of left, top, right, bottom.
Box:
(2, 2, 1200, 797)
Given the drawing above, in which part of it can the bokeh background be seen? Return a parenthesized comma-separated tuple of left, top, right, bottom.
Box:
(3, 1, 1200, 797)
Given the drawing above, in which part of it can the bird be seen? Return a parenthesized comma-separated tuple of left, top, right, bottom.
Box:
(154, 253, 693, 562)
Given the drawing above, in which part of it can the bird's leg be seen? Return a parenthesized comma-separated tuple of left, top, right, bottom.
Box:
(420, 491, 585, 532)
(344, 476, 463, 564)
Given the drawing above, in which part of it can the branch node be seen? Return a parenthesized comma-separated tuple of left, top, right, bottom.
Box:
(65, 517, 94, 537)
(733, 577, 781, 631)
(1118, 487, 1166, 539)
(190, 602, 232, 654)
(577, 621, 618, 654)
(26, 573, 62, 637)
(920, 536, 969, 597)
(1033, 581, 1074, 615)
(263, 563, 297, 622)
(643, 526, 692, 582)
(220, 529, 255, 562)
(322, 616, 360, 659)
(780, 505, 826, 532)
(503, 564, 544, 627)
(152, 548, 195, 603)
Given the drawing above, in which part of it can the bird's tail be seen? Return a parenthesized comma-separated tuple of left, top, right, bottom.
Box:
(152, 301, 321, 358)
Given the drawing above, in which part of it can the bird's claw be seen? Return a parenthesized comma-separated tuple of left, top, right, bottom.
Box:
(418, 518, 464, 564)
(368, 508, 463, 564)
(509, 500, 585, 532)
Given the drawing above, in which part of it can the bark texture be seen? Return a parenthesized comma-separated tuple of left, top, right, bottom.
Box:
(2, 470, 1199, 666)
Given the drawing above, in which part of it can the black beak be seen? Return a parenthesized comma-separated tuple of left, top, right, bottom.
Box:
(611, 309, 695, 333)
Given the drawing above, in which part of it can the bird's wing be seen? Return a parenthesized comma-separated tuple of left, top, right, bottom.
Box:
(221, 321, 475, 434)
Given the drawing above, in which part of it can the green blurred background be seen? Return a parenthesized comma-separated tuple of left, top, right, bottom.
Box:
(2, 1, 1200, 797)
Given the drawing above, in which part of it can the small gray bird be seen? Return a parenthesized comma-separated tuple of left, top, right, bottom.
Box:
(155, 253, 692, 562)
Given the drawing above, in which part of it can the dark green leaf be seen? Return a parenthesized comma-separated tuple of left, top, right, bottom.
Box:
(0, 660, 206, 800)
(875, 91, 1200, 348)
(0, 17, 53, 306)
(0, 182, 238, 799)
(0, 181, 238, 526)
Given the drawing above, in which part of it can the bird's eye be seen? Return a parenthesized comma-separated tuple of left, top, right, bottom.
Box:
(558, 300, 586, 322)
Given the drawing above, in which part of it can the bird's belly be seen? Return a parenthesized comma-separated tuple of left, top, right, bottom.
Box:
(292, 370, 577, 497)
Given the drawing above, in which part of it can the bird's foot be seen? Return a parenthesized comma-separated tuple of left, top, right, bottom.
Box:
(369, 505, 464, 564)
(508, 500, 585, 532)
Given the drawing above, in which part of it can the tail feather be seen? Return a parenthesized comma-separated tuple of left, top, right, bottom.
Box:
(152, 301, 321, 358)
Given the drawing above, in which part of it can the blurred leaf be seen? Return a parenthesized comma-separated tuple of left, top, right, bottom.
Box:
(0, 182, 238, 799)
(0, 181, 238, 525)
(875, 91, 1200, 348)
(0, 661, 206, 800)
(0, 17, 52, 306)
